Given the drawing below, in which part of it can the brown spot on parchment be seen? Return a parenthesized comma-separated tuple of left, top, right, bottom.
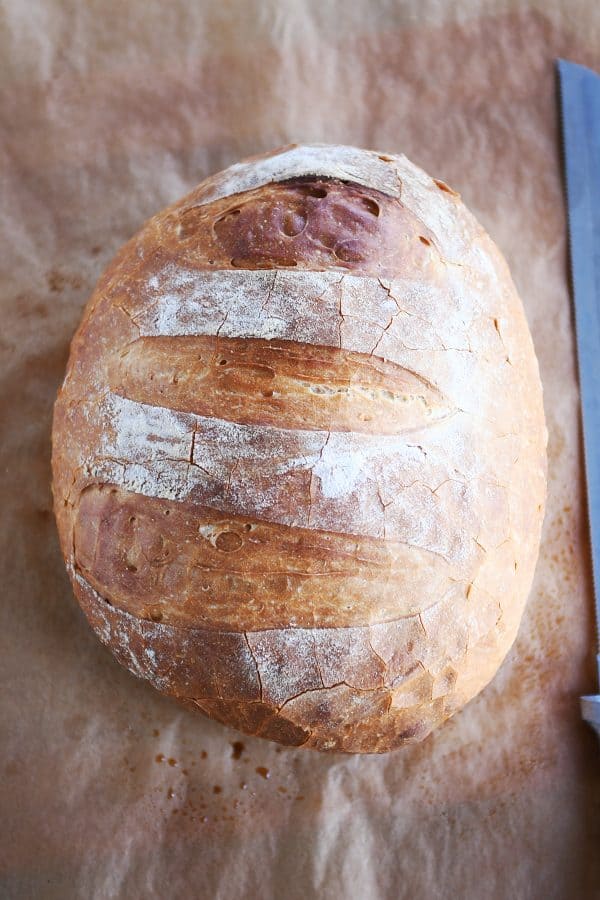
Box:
(47, 269, 83, 292)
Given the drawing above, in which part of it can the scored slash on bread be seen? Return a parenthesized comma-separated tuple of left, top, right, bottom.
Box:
(52, 144, 547, 752)
(110, 335, 451, 434)
(73, 484, 463, 631)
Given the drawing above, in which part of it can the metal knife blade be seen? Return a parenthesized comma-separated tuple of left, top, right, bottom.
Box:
(558, 58, 600, 736)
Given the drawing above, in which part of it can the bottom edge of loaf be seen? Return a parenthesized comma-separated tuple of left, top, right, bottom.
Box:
(69, 563, 517, 754)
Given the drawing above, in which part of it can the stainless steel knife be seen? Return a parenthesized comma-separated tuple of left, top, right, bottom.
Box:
(558, 58, 600, 737)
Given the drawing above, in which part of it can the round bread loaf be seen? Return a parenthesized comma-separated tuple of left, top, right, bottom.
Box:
(52, 144, 547, 753)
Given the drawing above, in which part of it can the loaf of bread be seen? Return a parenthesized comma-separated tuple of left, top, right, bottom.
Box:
(52, 144, 547, 753)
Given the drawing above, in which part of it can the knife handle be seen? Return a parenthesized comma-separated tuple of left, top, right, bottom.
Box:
(581, 654, 600, 737)
(581, 694, 600, 738)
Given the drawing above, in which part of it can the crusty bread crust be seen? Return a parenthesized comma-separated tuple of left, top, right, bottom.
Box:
(52, 144, 547, 752)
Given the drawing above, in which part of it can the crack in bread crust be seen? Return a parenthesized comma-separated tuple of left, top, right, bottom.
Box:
(72, 563, 510, 754)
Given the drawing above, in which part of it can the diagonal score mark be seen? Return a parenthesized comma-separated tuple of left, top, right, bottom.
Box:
(111, 334, 454, 435)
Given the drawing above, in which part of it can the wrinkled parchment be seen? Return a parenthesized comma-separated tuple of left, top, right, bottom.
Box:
(1, 2, 600, 898)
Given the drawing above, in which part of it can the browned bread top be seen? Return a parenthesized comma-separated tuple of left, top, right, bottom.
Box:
(52, 144, 547, 752)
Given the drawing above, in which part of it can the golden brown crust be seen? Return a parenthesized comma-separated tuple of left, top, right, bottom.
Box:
(111, 335, 450, 434)
(72, 566, 501, 753)
(52, 144, 547, 753)
(72, 484, 462, 630)
(164, 177, 435, 277)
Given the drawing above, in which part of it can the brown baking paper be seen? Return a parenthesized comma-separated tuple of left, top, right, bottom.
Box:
(2, 2, 600, 897)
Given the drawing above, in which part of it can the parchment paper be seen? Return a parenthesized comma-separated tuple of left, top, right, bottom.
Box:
(2, 2, 600, 898)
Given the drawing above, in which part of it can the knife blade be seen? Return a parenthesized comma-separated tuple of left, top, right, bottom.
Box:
(558, 58, 600, 737)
